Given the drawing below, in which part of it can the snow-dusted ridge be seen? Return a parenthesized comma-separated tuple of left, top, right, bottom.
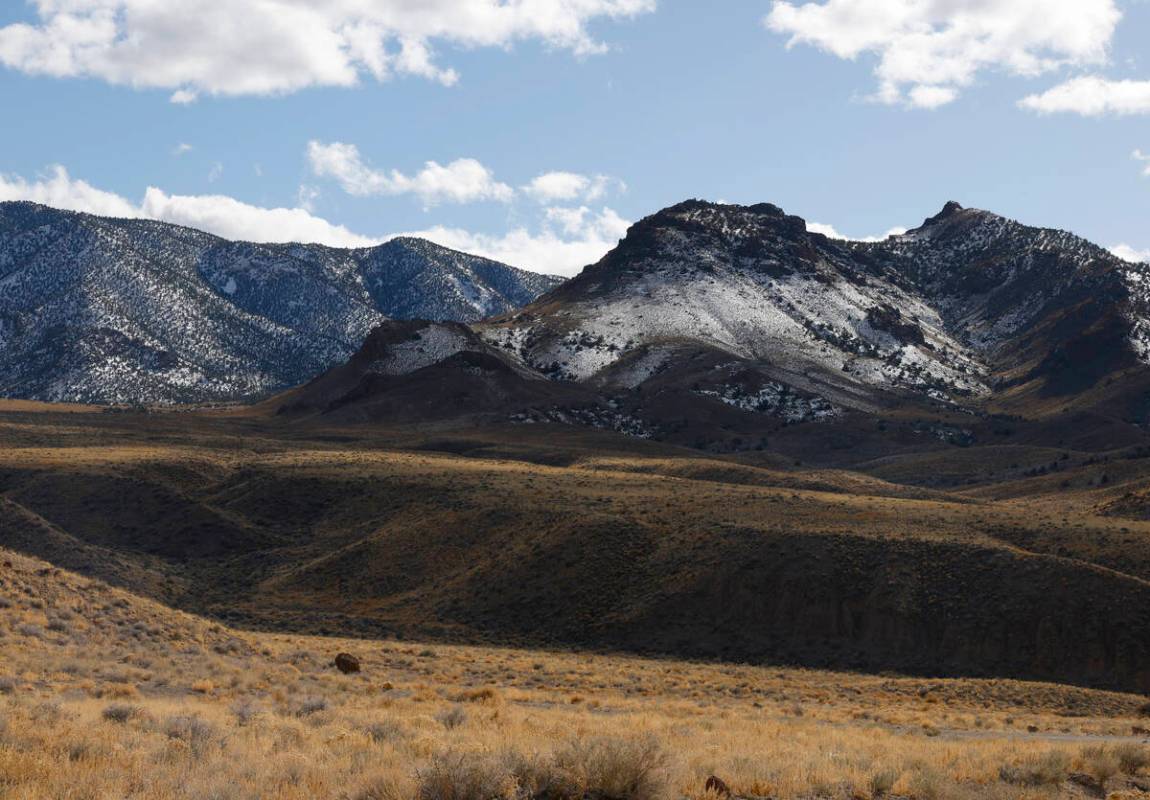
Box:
(477, 199, 1147, 414)
(0, 202, 560, 404)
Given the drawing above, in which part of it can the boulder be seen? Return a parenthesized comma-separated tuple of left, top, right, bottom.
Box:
(333, 653, 361, 674)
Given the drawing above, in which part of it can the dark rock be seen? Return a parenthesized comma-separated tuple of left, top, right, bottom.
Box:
(705, 775, 731, 796)
(333, 653, 361, 674)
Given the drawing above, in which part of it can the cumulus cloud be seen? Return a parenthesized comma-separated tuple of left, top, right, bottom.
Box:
(1112, 244, 1150, 264)
(140, 188, 379, 246)
(172, 143, 194, 156)
(807, 221, 907, 242)
(522, 171, 621, 203)
(407, 206, 630, 277)
(0, 0, 654, 100)
(1020, 76, 1150, 116)
(0, 165, 378, 246)
(307, 141, 513, 207)
(0, 164, 626, 274)
(1137, 150, 1150, 177)
(0, 165, 141, 219)
(765, 0, 1121, 108)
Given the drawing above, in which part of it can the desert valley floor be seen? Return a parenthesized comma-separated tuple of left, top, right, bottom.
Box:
(2, 401, 1150, 798)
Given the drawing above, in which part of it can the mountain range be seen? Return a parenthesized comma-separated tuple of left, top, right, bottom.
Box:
(4, 197, 1150, 692)
(285, 199, 1150, 456)
(0, 201, 559, 404)
(7, 195, 1150, 451)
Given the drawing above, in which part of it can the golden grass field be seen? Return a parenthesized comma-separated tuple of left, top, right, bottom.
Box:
(2, 547, 1150, 800)
(3, 403, 1150, 798)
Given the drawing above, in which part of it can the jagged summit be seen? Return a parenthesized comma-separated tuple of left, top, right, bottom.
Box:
(465, 197, 1150, 435)
(920, 200, 966, 226)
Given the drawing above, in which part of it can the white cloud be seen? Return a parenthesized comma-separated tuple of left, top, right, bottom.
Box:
(169, 89, 198, 105)
(0, 164, 624, 274)
(140, 188, 379, 247)
(807, 221, 907, 242)
(0, 0, 654, 100)
(208, 162, 224, 183)
(0, 165, 141, 219)
(307, 141, 513, 207)
(1020, 76, 1150, 116)
(522, 171, 621, 203)
(1112, 244, 1150, 264)
(907, 85, 958, 110)
(297, 185, 321, 212)
(173, 143, 194, 156)
(0, 164, 377, 247)
(766, 0, 1121, 108)
(1136, 149, 1150, 177)
(407, 207, 631, 276)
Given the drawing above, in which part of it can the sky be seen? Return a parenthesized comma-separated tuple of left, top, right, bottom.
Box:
(0, 0, 1148, 276)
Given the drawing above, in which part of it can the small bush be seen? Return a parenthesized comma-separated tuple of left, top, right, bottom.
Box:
(868, 768, 899, 798)
(30, 702, 63, 724)
(437, 706, 468, 731)
(553, 735, 669, 800)
(17, 623, 42, 638)
(500, 749, 564, 800)
(415, 752, 514, 800)
(906, 767, 945, 800)
(295, 697, 328, 717)
(100, 682, 139, 699)
(998, 750, 1070, 787)
(102, 704, 141, 724)
(352, 776, 407, 800)
(67, 740, 105, 762)
(163, 714, 219, 757)
(1080, 745, 1121, 785)
(454, 687, 501, 705)
(365, 720, 406, 744)
(0, 677, 16, 695)
(1114, 743, 1150, 775)
(231, 700, 263, 726)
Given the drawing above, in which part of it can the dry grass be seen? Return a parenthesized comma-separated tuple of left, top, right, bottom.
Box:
(1, 548, 1149, 799)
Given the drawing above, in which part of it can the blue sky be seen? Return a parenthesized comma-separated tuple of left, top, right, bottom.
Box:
(1, 0, 1148, 275)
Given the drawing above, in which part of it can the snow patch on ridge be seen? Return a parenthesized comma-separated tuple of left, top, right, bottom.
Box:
(366, 325, 471, 376)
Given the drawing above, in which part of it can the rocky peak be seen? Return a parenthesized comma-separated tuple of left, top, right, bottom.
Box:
(924, 200, 964, 224)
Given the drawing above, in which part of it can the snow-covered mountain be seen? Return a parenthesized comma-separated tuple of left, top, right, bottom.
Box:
(0, 202, 560, 404)
(479, 200, 1147, 414)
(290, 199, 1150, 449)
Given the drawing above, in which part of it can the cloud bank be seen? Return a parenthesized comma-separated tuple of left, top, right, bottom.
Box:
(0, 0, 655, 101)
(1112, 244, 1150, 264)
(307, 141, 514, 207)
(0, 165, 626, 275)
(1020, 77, 1150, 116)
(766, 0, 1121, 108)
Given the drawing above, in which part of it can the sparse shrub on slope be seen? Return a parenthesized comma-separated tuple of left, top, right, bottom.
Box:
(998, 750, 1070, 786)
(552, 735, 669, 800)
(1113, 742, 1150, 775)
(101, 703, 141, 724)
(162, 714, 219, 758)
(415, 751, 522, 800)
(436, 706, 468, 730)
